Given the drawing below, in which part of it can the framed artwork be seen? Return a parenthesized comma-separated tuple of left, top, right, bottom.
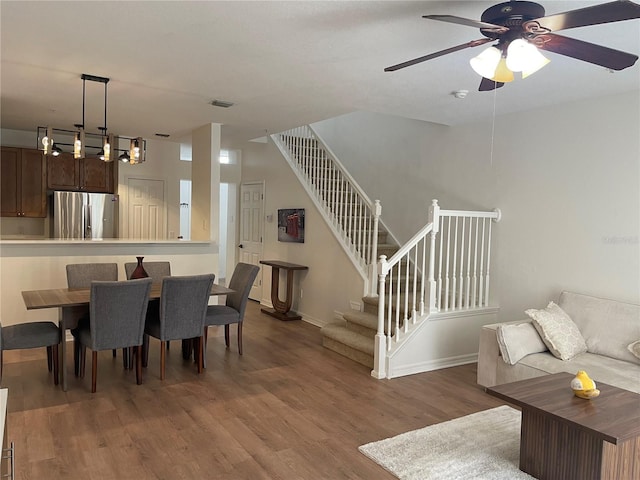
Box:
(278, 208, 305, 243)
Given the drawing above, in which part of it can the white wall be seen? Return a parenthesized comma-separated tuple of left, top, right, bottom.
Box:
(240, 141, 366, 325)
(313, 91, 640, 322)
(118, 137, 190, 239)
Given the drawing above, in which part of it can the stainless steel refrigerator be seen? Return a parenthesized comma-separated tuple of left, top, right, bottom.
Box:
(52, 191, 118, 239)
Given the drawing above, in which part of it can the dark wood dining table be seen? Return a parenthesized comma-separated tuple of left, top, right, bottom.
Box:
(22, 282, 234, 391)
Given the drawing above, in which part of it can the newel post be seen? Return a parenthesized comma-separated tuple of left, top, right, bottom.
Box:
(428, 199, 440, 313)
(371, 254, 387, 379)
(369, 200, 382, 297)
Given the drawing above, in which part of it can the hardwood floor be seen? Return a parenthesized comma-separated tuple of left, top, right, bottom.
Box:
(4, 301, 506, 479)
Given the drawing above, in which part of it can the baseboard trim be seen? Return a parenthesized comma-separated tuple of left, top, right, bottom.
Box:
(387, 353, 478, 379)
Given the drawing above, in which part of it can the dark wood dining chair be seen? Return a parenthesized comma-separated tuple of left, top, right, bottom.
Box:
(204, 263, 259, 361)
(0, 321, 61, 385)
(75, 278, 152, 393)
(144, 274, 215, 380)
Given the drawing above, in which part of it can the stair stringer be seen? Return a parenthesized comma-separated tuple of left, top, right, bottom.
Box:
(384, 307, 499, 379)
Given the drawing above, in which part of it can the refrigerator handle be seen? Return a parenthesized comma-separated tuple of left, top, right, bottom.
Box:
(84, 203, 92, 239)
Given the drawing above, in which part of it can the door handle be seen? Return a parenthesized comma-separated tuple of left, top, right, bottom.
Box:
(238, 244, 244, 248)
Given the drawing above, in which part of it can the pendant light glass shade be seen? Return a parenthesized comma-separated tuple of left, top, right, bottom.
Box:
(73, 129, 85, 159)
(129, 137, 145, 164)
(101, 134, 114, 162)
(42, 127, 53, 155)
(470, 46, 502, 79)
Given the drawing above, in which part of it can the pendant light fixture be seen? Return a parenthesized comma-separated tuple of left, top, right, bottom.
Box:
(38, 73, 146, 164)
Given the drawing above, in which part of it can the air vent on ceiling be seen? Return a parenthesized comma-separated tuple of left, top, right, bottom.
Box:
(155, 133, 170, 138)
(210, 99, 234, 108)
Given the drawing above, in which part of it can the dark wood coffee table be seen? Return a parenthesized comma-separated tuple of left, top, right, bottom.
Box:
(487, 372, 640, 480)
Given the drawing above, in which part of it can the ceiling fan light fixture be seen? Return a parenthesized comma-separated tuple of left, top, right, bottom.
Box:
(506, 39, 550, 78)
(470, 46, 502, 79)
(492, 57, 515, 83)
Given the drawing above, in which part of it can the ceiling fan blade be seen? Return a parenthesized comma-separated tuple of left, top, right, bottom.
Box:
(537, 33, 639, 71)
(524, 0, 640, 33)
(384, 38, 493, 72)
(478, 77, 505, 92)
(423, 15, 508, 33)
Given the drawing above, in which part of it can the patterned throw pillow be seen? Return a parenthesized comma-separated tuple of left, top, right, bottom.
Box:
(525, 301, 587, 361)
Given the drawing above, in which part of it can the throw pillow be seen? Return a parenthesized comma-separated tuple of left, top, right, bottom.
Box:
(496, 322, 548, 365)
(628, 340, 640, 360)
(525, 301, 587, 361)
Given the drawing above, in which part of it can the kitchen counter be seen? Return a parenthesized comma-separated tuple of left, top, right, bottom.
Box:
(0, 239, 220, 326)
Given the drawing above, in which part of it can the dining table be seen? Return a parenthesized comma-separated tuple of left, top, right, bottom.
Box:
(22, 282, 234, 391)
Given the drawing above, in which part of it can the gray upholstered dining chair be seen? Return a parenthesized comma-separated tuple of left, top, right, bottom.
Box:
(75, 278, 152, 393)
(204, 263, 259, 359)
(0, 321, 61, 386)
(125, 261, 172, 366)
(144, 274, 215, 380)
(66, 263, 119, 372)
(124, 261, 171, 282)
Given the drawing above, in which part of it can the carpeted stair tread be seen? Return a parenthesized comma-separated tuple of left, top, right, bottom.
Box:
(321, 322, 375, 356)
(343, 310, 378, 331)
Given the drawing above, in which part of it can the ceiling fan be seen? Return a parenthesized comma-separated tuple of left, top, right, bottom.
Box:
(385, 0, 640, 91)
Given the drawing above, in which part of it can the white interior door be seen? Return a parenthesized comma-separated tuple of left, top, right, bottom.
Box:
(240, 182, 264, 301)
(127, 178, 166, 239)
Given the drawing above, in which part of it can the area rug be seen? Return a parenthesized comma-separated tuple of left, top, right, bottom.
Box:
(358, 405, 537, 480)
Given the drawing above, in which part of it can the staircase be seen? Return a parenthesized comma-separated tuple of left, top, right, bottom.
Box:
(271, 125, 501, 378)
(322, 226, 399, 368)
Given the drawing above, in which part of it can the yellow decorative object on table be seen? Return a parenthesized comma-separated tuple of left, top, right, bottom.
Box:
(570, 370, 600, 399)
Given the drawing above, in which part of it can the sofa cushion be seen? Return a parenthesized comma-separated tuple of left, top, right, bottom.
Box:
(559, 291, 640, 365)
(526, 302, 587, 361)
(496, 322, 548, 365)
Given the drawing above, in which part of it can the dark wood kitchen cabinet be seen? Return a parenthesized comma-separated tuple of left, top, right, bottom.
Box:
(0, 147, 47, 218)
(47, 152, 114, 193)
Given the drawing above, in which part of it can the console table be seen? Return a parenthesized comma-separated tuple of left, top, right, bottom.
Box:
(259, 260, 308, 321)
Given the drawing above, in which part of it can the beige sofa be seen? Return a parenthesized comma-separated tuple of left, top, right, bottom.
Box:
(477, 291, 640, 393)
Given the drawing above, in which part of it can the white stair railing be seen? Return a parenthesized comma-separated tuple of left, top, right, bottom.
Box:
(271, 126, 381, 295)
(372, 200, 501, 379)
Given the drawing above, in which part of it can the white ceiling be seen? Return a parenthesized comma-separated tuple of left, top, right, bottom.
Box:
(1, 1, 639, 148)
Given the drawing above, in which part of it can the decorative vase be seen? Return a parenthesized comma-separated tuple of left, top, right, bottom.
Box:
(131, 256, 149, 279)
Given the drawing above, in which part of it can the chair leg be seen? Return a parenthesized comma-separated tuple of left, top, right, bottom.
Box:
(1, 351, 3, 385)
(224, 325, 230, 348)
(91, 351, 98, 393)
(112, 349, 117, 358)
(52, 345, 59, 386)
(128, 347, 135, 370)
(196, 336, 204, 374)
(202, 328, 209, 369)
(135, 346, 143, 385)
(80, 346, 87, 378)
(160, 341, 166, 381)
(142, 334, 150, 368)
(46, 346, 53, 372)
(74, 338, 80, 377)
(181, 339, 192, 360)
(238, 323, 243, 355)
